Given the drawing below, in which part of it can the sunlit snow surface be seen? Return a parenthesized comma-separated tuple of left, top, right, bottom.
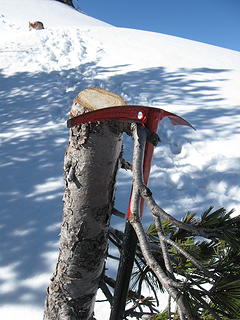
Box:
(0, 0, 240, 318)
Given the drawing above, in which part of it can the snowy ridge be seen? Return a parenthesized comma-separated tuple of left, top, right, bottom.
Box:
(0, 0, 240, 319)
(0, 0, 111, 29)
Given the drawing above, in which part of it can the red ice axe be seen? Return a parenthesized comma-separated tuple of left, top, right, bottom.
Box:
(67, 105, 194, 319)
(67, 105, 193, 205)
(68, 105, 193, 219)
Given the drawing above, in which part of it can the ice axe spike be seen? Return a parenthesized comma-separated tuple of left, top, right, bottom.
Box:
(67, 105, 194, 320)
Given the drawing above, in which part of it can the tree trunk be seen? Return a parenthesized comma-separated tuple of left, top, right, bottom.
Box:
(44, 89, 126, 320)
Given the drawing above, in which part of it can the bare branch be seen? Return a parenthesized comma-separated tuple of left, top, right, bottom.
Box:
(153, 216, 174, 320)
(129, 122, 145, 217)
(140, 185, 226, 240)
(99, 278, 113, 305)
(153, 217, 216, 280)
(153, 215, 174, 275)
(120, 158, 132, 171)
(112, 208, 125, 219)
(129, 124, 194, 319)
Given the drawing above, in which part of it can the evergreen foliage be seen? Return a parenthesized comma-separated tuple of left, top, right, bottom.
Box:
(143, 207, 240, 319)
(107, 207, 240, 319)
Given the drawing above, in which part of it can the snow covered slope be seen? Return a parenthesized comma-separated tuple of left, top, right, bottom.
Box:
(0, 0, 112, 29)
(0, 0, 240, 319)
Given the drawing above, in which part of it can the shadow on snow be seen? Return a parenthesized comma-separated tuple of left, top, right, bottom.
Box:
(0, 63, 239, 308)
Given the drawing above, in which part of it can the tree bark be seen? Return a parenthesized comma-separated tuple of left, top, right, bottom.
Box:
(44, 89, 126, 320)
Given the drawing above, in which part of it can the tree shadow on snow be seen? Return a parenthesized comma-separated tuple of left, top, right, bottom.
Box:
(0, 63, 239, 309)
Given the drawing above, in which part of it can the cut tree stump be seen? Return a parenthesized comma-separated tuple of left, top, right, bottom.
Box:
(44, 88, 126, 320)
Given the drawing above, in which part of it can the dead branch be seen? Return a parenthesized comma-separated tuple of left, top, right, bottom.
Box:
(129, 123, 195, 320)
(140, 187, 226, 240)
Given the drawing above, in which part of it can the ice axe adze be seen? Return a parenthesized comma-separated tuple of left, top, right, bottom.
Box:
(67, 105, 194, 320)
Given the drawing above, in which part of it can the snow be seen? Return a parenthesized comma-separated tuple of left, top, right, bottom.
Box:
(0, 0, 240, 318)
(0, 0, 111, 29)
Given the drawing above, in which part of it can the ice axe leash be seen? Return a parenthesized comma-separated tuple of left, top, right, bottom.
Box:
(67, 105, 194, 320)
